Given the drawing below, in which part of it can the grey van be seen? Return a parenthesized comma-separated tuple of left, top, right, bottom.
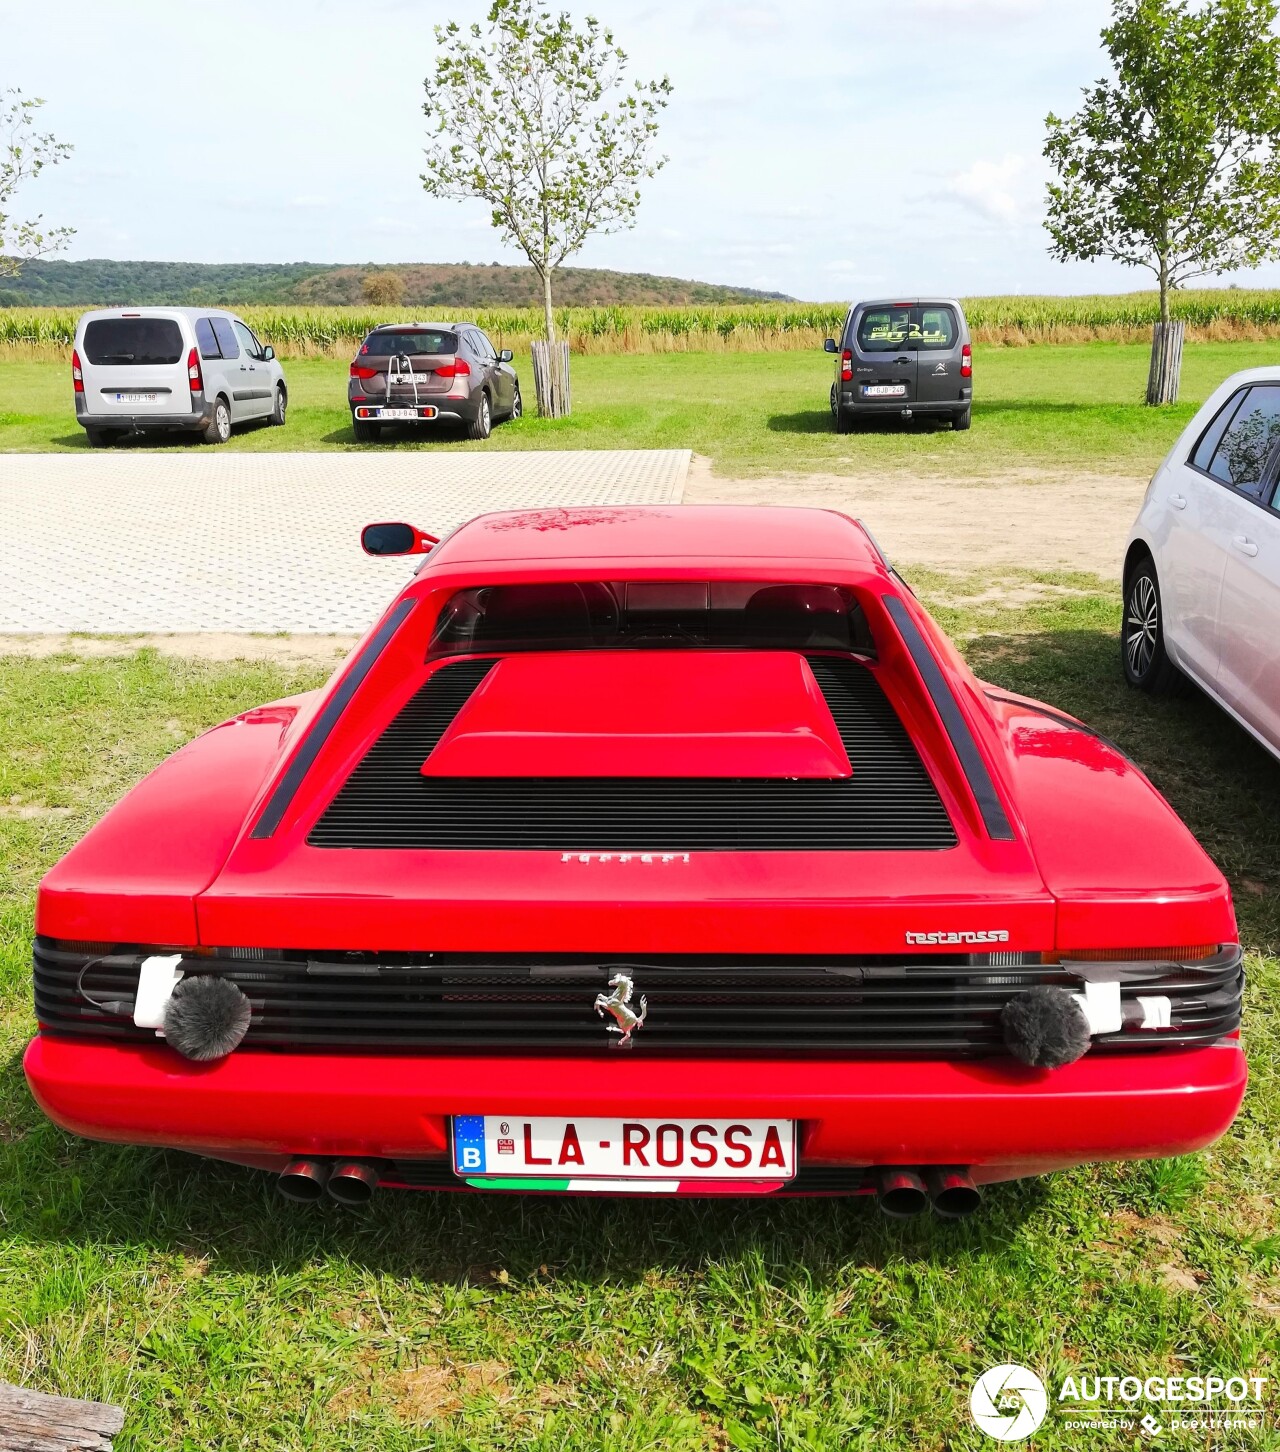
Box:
(72, 307, 288, 446)
(824, 298, 972, 432)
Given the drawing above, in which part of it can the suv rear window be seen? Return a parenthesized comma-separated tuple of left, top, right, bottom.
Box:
(856, 307, 912, 352)
(428, 582, 876, 658)
(916, 307, 957, 350)
(82, 318, 183, 366)
(361, 331, 457, 357)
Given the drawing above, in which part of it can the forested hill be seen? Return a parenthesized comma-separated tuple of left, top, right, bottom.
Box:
(0, 259, 793, 307)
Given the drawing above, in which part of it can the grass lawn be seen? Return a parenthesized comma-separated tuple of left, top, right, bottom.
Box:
(1, 583, 1278, 1449)
(4, 340, 1280, 476)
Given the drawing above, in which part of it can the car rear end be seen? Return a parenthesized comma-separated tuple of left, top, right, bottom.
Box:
(24, 510, 1245, 1212)
(73, 309, 211, 439)
(348, 325, 478, 430)
(835, 298, 972, 429)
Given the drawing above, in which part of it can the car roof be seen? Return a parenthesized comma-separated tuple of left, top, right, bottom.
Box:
(426, 506, 885, 569)
(75, 307, 242, 320)
(366, 321, 467, 332)
(851, 297, 962, 310)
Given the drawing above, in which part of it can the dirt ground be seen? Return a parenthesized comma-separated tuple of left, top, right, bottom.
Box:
(684, 456, 1148, 582)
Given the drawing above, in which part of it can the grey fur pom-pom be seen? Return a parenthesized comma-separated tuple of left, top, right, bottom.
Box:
(1001, 986, 1092, 1068)
(163, 976, 252, 1061)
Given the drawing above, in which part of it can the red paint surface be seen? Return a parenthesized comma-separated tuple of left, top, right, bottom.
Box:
(422, 651, 852, 779)
(25, 1037, 1246, 1179)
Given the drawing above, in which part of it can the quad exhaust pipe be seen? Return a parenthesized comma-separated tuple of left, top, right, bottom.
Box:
(874, 1166, 980, 1219)
(277, 1158, 382, 1206)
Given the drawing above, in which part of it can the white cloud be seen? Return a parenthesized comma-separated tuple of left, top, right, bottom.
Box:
(946, 154, 1043, 226)
(694, 4, 783, 31)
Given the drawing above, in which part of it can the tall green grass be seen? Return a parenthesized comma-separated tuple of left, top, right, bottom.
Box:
(6, 290, 1280, 357)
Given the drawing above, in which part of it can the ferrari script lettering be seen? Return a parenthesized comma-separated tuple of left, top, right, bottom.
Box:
(562, 852, 691, 864)
(905, 929, 1011, 945)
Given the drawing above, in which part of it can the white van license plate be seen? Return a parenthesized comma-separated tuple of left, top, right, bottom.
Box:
(452, 1115, 796, 1184)
(862, 384, 907, 397)
(114, 391, 159, 404)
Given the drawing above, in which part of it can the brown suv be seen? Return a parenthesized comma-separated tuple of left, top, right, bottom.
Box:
(348, 322, 521, 442)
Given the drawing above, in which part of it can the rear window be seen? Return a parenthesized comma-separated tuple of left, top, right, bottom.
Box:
(428, 582, 875, 658)
(916, 307, 957, 350)
(856, 307, 912, 353)
(361, 330, 457, 357)
(82, 317, 183, 366)
(211, 318, 239, 359)
(195, 317, 221, 359)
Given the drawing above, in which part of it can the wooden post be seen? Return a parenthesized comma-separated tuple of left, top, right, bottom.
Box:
(0, 1381, 125, 1450)
(530, 340, 572, 418)
(1146, 320, 1185, 405)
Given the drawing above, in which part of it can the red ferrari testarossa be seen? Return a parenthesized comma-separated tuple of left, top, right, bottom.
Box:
(25, 506, 1245, 1215)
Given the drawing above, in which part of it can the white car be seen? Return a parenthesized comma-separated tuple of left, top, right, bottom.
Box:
(72, 307, 287, 446)
(1124, 365, 1280, 755)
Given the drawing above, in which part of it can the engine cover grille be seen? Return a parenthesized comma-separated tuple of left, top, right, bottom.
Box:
(306, 655, 959, 852)
(34, 940, 1243, 1058)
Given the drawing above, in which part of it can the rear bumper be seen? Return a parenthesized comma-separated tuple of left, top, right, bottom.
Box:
(24, 1035, 1246, 1186)
(76, 397, 214, 433)
(839, 390, 970, 415)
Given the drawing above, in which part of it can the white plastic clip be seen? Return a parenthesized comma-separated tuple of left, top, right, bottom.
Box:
(133, 954, 184, 1034)
(1070, 979, 1122, 1035)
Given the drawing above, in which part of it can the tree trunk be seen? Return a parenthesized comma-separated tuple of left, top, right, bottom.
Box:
(1146, 320, 1184, 405)
(540, 268, 556, 347)
(0, 1381, 125, 1450)
(530, 339, 572, 418)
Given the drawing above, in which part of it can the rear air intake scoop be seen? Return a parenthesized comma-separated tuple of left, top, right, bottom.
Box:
(420, 651, 853, 779)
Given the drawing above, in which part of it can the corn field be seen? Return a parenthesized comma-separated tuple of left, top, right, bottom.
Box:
(6, 291, 1280, 358)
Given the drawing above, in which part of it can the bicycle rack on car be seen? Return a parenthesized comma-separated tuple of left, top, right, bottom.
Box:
(386, 354, 421, 409)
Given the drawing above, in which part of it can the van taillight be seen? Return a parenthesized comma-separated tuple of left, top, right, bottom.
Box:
(350, 364, 377, 380)
(187, 347, 203, 393)
(961, 343, 972, 379)
(71, 349, 83, 393)
(840, 349, 852, 383)
(434, 359, 471, 378)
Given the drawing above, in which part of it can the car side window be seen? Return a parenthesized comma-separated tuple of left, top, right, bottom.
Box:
(195, 317, 221, 360)
(210, 318, 240, 360)
(232, 320, 264, 360)
(475, 330, 498, 361)
(1205, 385, 1280, 499)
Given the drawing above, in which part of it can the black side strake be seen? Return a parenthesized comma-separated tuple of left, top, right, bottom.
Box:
(250, 598, 417, 839)
(882, 595, 1015, 842)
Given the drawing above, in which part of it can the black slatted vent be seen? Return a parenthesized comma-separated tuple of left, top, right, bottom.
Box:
(307, 654, 957, 852)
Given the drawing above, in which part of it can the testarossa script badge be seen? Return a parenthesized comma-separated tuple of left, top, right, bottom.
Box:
(905, 929, 1011, 945)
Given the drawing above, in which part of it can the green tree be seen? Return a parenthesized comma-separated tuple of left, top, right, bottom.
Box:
(1044, 0, 1280, 401)
(421, 0, 671, 350)
(361, 269, 406, 306)
(1, 89, 73, 277)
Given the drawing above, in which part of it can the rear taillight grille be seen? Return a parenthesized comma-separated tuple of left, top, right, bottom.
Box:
(33, 940, 1244, 1058)
(841, 349, 853, 382)
(306, 655, 958, 853)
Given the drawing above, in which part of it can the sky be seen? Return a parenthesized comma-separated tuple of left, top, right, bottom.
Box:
(8, 0, 1280, 300)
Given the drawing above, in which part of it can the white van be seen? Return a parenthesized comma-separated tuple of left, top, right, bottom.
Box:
(72, 307, 288, 446)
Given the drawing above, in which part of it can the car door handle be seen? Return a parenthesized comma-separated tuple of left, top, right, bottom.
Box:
(894, 356, 911, 364)
(1233, 535, 1259, 557)
(1169, 493, 1187, 509)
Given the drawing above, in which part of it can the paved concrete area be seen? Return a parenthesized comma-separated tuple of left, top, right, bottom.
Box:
(0, 450, 690, 632)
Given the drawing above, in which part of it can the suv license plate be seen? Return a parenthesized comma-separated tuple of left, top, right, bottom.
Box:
(452, 1115, 795, 1188)
(376, 406, 435, 420)
(862, 384, 907, 398)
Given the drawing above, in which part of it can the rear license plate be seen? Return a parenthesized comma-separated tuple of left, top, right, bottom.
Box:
(113, 391, 159, 404)
(862, 384, 907, 398)
(452, 1115, 795, 1188)
(376, 406, 435, 419)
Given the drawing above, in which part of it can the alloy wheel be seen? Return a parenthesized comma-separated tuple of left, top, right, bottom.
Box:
(1125, 573, 1158, 679)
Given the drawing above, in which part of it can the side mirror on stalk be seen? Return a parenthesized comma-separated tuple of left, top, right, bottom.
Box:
(361, 521, 439, 556)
